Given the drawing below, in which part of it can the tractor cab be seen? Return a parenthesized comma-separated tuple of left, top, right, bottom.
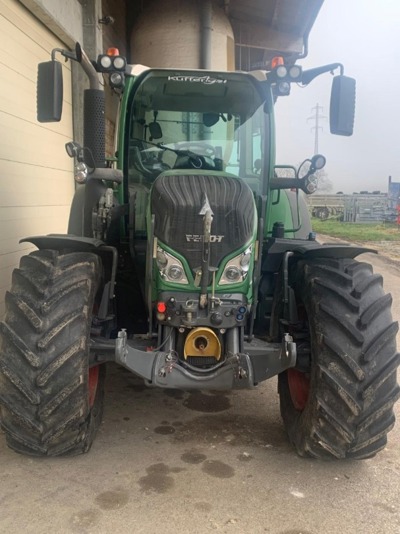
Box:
(125, 70, 268, 188)
(123, 69, 270, 236)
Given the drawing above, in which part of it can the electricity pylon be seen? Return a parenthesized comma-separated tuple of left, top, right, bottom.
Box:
(307, 103, 327, 154)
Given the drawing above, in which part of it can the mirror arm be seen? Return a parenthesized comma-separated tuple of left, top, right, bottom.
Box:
(50, 44, 100, 90)
(79, 45, 101, 90)
(301, 63, 344, 85)
(270, 178, 303, 191)
(51, 48, 71, 61)
(270, 174, 316, 195)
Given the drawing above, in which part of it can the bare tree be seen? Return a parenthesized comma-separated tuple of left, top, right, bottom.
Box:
(315, 169, 333, 193)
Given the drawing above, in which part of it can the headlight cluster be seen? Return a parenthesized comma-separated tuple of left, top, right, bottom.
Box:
(269, 60, 302, 97)
(304, 174, 318, 194)
(156, 247, 188, 285)
(219, 246, 252, 285)
(97, 53, 126, 72)
(97, 49, 126, 89)
(274, 64, 302, 81)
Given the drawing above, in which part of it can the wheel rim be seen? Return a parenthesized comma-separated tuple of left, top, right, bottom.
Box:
(88, 366, 100, 408)
(287, 369, 310, 411)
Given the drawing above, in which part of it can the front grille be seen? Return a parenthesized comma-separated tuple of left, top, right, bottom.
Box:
(186, 356, 219, 367)
(151, 173, 255, 272)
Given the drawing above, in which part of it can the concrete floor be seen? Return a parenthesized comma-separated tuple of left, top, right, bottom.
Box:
(0, 250, 399, 534)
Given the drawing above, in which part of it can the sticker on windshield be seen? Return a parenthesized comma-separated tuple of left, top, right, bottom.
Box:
(168, 75, 227, 85)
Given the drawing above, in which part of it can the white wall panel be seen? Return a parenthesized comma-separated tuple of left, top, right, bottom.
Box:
(0, 0, 74, 318)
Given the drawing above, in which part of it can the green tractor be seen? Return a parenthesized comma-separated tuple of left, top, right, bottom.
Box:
(0, 43, 398, 459)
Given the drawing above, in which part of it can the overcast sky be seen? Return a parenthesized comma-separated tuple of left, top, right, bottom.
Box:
(275, 0, 400, 194)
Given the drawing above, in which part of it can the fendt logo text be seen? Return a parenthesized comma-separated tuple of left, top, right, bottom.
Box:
(186, 235, 224, 243)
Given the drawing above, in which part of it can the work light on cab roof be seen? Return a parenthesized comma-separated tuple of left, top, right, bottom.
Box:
(97, 47, 126, 72)
(268, 56, 303, 97)
(96, 47, 127, 89)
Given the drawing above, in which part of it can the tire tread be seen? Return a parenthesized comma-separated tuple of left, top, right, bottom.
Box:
(0, 250, 104, 457)
(279, 257, 399, 460)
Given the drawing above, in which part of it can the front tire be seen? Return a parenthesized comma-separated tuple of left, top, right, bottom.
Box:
(0, 250, 105, 456)
(279, 258, 400, 459)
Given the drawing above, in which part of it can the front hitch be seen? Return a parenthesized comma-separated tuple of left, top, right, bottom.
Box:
(94, 330, 297, 389)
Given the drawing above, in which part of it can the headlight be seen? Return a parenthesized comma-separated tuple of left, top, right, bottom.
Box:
(240, 248, 252, 268)
(97, 54, 126, 72)
(289, 65, 302, 80)
(224, 266, 241, 282)
(156, 246, 188, 284)
(277, 81, 290, 95)
(99, 55, 112, 69)
(276, 65, 288, 78)
(220, 246, 253, 285)
(113, 56, 126, 70)
(167, 264, 184, 281)
(156, 249, 168, 269)
(305, 175, 318, 194)
(74, 162, 88, 184)
(110, 72, 124, 88)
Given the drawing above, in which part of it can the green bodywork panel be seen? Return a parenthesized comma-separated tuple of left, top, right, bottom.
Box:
(266, 190, 297, 238)
(147, 169, 258, 302)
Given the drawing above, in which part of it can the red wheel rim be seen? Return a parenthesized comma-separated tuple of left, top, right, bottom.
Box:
(287, 369, 310, 411)
(88, 366, 100, 408)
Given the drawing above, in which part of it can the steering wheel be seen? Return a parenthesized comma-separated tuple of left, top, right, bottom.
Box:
(131, 143, 170, 179)
(143, 148, 171, 175)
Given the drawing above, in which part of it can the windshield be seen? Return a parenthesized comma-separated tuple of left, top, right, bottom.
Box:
(126, 71, 267, 189)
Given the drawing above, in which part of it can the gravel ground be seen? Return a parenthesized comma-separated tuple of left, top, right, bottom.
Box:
(317, 233, 400, 262)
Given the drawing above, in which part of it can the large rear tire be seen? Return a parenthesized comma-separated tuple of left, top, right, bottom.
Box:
(279, 258, 400, 459)
(0, 250, 105, 456)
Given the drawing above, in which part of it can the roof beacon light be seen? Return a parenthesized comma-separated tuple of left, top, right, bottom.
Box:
(107, 47, 120, 56)
(271, 56, 284, 69)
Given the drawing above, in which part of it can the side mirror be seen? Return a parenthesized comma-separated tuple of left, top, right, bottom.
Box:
(37, 60, 63, 122)
(203, 113, 219, 127)
(330, 75, 355, 136)
(149, 121, 163, 140)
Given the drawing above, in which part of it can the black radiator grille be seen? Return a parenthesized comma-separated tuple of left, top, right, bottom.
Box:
(151, 174, 255, 273)
(186, 356, 219, 367)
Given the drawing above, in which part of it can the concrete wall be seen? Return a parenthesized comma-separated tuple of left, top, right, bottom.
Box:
(18, 0, 83, 46)
(131, 0, 234, 70)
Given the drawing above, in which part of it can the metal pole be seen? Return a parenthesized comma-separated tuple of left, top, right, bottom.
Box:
(200, 0, 212, 69)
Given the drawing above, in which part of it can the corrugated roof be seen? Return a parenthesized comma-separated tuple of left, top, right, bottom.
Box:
(226, 0, 324, 65)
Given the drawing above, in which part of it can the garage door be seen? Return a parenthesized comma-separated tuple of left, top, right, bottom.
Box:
(0, 0, 74, 318)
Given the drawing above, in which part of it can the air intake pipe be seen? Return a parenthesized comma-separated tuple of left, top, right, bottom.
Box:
(78, 44, 106, 169)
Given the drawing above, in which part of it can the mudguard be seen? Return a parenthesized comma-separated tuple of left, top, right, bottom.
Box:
(262, 237, 376, 272)
(20, 235, 118, 319)
(20, 234, 105, 251)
